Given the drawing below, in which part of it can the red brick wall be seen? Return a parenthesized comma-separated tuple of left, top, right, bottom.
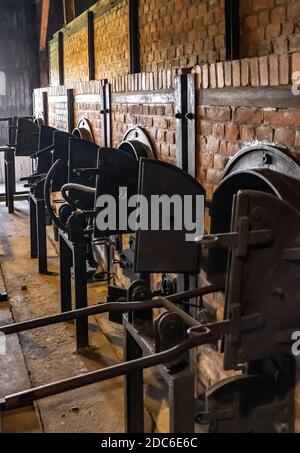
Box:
(47, 87, 69, 131)
(111, 103, 176, 163)
(240, 0, 300, 57)
(49, 39, 60, 86)
(197, 104, 300, 196)
(64, 27, 89, 84)
(48, 0, 300, 83)
(94, 0, 129, 79)
(74, 101, 102, 144)
(139, 0, 226, 72)
(194, 52, 300, 197)
(34, 74, 177, 163)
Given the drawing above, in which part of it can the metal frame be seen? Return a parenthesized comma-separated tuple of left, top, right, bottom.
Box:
(0, 192, 297, 431)
(59, 222, 89, 349)
(29, 118, 95, 275)
(175, 73, 197, 295)
(0, 117, 34, 214)
(197, 86, 300, 109)
(30, 189, 48, 275)
(100, 82, 112, 147)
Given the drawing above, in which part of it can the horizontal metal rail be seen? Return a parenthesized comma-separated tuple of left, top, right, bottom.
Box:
(0, 286, 219, 336)
(0, 312, 263, 412)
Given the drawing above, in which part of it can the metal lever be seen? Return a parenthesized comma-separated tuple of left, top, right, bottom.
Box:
(196, 229, 272, 253)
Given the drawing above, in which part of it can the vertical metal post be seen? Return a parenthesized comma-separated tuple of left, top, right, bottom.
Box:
(105, 83, 112, 147)
(225, 0, 240, 60)
(67, 88, 75, 133)
(58, 31, 64, 86)
(30, 195, 38, 259)
(175, 74, 189, 173)
(100, 84, 107, 147)
(73, 242, 89, 349)
(88, 11, 95, 81)
(42, 91, 49, 126)
(186, 74, 196, 178)
(36, 198, 48, 274)
(124, 327, 144, 433)
(100, 82, 112, 147)
(59, 233, 72, 313)
(129, 0, 141, 74)
(5, 148, 15, 214)
(169, 369, 195, 433)
(175, 74, 197, 296)
(4, 152, 8, 207)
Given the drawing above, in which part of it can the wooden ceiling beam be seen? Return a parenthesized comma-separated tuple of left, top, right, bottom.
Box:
(40, 0, 51, 51)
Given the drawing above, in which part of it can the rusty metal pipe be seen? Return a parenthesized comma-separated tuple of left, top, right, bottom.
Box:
(0, 335, 203, 412)
(0, 300, 161, 335)
(0, 287, 219, 336)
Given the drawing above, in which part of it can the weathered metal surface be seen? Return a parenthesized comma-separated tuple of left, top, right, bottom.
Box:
(224, 190, 300, 368)
(73, 117, 94, 142)
(175, 75, 188, 172)
(205, 372, 294, 433)
(1, 185, 299, 431)
(208, 146, 300, 279)
(15, 118, 40, 157)
(197, 86, 300, 109)
(135, 159, 205, 273)
(209, 168, 300, 278)
(222, 144, 300, 181)
(67, 138, 99, 209)
(111, 90, 175, 106)
(50, 130, 74, 192)
(187, 74, 196, 178)
(120, 126, 156, 159)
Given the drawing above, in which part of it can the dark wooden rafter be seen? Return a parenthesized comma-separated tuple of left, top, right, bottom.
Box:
(225, 0, 240, 60)
(39, 0, 51, 87)
(40, 0, 51, 51)
(129, 0, 140, 74)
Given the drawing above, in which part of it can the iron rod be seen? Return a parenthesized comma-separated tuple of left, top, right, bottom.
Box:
(0, 287, 219, 336)
(1, 336, 202, 412)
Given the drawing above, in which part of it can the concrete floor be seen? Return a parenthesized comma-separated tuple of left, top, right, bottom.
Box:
(0, 198, 170, 433)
